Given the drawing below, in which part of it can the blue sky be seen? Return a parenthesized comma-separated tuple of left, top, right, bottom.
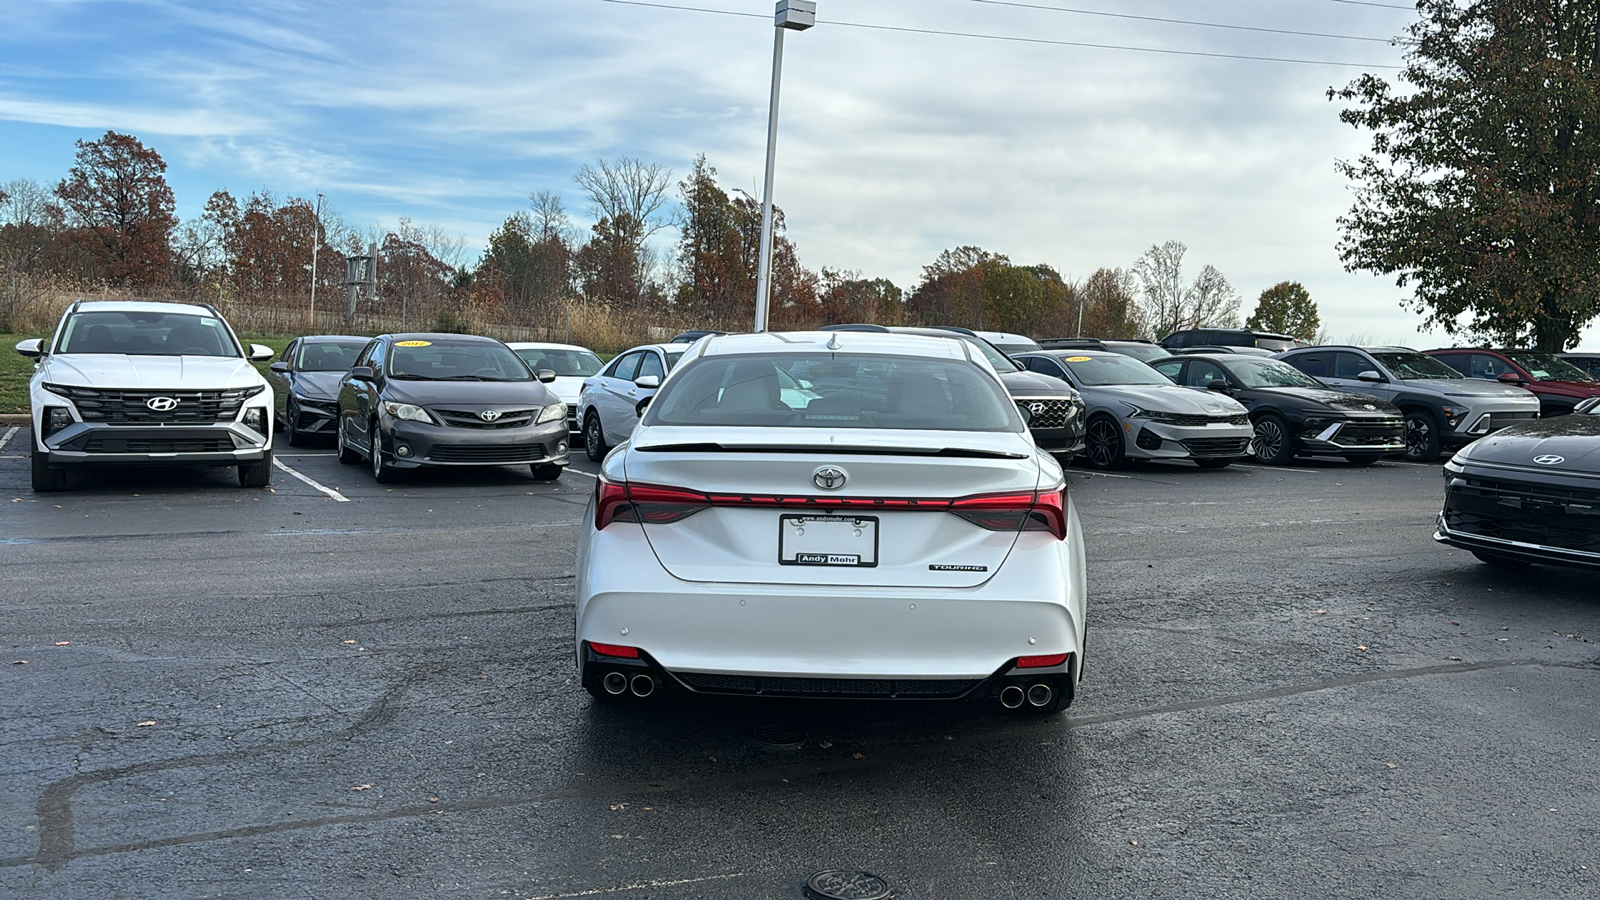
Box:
(8, 0, 1563, 346)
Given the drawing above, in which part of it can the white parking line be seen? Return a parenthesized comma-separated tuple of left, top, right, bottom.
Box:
(0, 426, 18, 452)
(564, 468, 597, 478)
(273, 457, 350, 502)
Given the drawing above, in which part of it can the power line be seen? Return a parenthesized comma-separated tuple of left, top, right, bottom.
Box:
(1329, 0, 1417, 10)
(596, 0, 1403, 69)
(969, 0, 1395, 44)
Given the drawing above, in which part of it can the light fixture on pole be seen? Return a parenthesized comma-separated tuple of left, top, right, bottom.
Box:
(753, 0, 815, 333)
(309, 192, 325, 328)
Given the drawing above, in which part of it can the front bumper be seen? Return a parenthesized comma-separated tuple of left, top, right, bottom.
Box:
(1443, 409, 1540, 448)
(1124, 419, 1252, 460)
(1297, 418, 1404, 456)
(38, 421, 271, 466)
(1434, 466, 1600, 568)
(1016, 396, 1085, 454)
(379, 416, 571, 469)
(288, 397, 340, 435)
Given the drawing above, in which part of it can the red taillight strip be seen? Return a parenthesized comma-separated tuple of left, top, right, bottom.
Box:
(1016, 653, 1069, 668)
(588, 641, 641, 659)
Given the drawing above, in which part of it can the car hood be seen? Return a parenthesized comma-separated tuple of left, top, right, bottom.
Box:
(1528, 379, 1600, 396)
(288, 371, 345, 400)
(1457, 415, 1600, 473)
(545, 375, 584, 405)
(382, 379, 558, 407)
(1417, 378, 1536, 401)
(1253, 386, 1399, 414)
(1088, 383, 1245, 414)
(41, 354, 264, 389)
(999, 370, 1079, 398)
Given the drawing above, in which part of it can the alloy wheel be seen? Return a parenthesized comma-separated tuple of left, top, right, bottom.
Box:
(1252, 418, 1285, 462)
(1086, 419, 1121, 468)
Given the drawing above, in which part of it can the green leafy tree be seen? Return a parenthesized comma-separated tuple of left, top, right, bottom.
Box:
(1246, 281, 1321, 339)
(1332, 0, 1600, 350)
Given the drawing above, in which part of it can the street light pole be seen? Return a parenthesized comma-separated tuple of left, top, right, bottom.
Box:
(753, 0, 815, 333)
(309, 192, 324, 329)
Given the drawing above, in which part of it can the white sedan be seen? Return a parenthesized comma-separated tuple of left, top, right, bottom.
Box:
(506, 341, 604, 437)
(575, 331, 1087, 713)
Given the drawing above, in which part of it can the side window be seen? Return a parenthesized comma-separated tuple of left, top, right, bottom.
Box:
(1151, 360, 1184, 381)
(1288, 353, 1328, 377)
(1165, 332, 1191, 348)
(1186, 361, 1227, 387)
(1432, 352, 1469, 377)
(637, 352, 665, 382)
(283, 340, 299, 370)
(610, 352, 642, 382)
(354, 340, 379, 369)
(1333, 352, 1372, 379)
(1467, 353, 1507, 379)
(1025, 356, 1064, 377)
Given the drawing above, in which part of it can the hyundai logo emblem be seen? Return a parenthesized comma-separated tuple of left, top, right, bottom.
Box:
(1363, 404, 1376, 410)
(1029, 402, 1047, 415)
(146, 396, 178, 411)
(1533, 454, 1565, 466)
(813, 466, 847, 491)
(479, 409, 502, 422)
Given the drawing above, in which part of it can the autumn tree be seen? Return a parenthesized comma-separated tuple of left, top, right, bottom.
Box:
(381, 218, 460, 327)
(53, 131, 177, 286)
(1246, 281, 1321, 338)
(0, 178, 63, 330)
(573, 158, 672, 305)
(478, 196, 575, 323)
(819, 269, 902, 324)
(905, 247, 1009, 327)
(1334, 1, 1600, 350)
(1133, 240, 1239, 338)
(1075, 267, 1145, 339)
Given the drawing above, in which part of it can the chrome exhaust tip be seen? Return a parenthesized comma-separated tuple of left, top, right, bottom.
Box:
(630, 674, 656, 698)
(999, 685, 1025, 709)
(1027, 683, 1053, 707)
(602, 672, 628, 695)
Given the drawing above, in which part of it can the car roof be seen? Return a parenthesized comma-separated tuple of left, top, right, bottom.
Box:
(697, 330, 970, 360)
(505, 341, 594, 352)
(1028, 349, 1130, 360)
(298, 334, 369, 343)
(72, 299, 217, 316)
(380, 332, 505, 344)
(1281, 345, 1415, 354)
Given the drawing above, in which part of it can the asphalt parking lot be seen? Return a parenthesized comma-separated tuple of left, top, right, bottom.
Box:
(2, 431, 1598, 899)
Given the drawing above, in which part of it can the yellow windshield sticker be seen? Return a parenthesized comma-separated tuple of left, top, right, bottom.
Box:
(395, 340, 432, 347)
(1065, 356, 1092, 362)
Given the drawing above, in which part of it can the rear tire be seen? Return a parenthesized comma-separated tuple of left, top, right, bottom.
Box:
(531, 463, 563, 481)
(337, 418, 360, 464)
(1250, 413, 1295, 465)
(583, 412, 608, 463)
(1403, 409, 1443, 462)
(1472, 549, 1533, 568)
(31, 443, 68, 492)
(238, 450, 273, 487)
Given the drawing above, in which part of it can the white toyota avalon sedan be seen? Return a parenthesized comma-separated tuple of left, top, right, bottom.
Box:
(575, 331, 1087, 713)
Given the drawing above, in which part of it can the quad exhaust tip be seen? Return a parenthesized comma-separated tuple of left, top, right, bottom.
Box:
(630, 674, 656, 698)
(602, 672, 628, 695)
(1027, 683, 1053, 707)
(999, 685, 1025, 709)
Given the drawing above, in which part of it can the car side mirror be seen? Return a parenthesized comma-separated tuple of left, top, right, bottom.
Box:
(1496, 372, 1526, 385)
(349, 365, 375, 382)
(1356, 370, 1385, 383)
(248, 343, 276, 362)
(635, 374, 661, 389)
(15, 338, 43, 359)
(536, 368, 557, 383)
(636, 397, 653, 418)
(1206, 379, 1230, 392)
(1575, 396, 1600, 415)
(269, 361, 290, 373)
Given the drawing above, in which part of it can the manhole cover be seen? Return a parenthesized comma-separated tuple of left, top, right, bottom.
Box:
(751, 724, 806, 749)
(804, 870, 891, 900)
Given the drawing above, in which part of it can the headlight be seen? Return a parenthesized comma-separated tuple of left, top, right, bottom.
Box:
(383, 402, 433, 423)
(1439, 406, 1467, 428)
(536, 402, 567, 424)
(42, 406, 73, 437)
(1128, 406, 1178, 423)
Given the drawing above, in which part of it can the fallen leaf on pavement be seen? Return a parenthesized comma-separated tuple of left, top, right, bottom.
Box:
(136, 720, 156, 727)
(351, 784, 373, 791)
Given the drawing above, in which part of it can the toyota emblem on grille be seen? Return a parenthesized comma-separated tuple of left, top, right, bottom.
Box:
(479, 409, 502, 422)
(813, 466, 847, 491)
(146, 397, 178, 411)
(1534, 454, 1565, 465)
(1029, 402, 1047, 415)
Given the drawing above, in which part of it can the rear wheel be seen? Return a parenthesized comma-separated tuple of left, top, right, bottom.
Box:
(238, 450, 273, 487)
(531, 463, 563, 481)
(1403, 409, 1443, 462)
(1250, 413, 1295, 465)
(31, 443, 68, 492)
(1472, 549, 1533, 568)
(369, 420, 398, 483)
(1083, 416, 1125, 469)
(583, 412, 608, 463)
(336, 417, 360, 464)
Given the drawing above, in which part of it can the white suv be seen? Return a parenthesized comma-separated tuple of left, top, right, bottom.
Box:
(16, 300, 278, 492)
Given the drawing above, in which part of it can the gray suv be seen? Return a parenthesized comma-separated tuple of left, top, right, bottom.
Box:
(1274, 346, 1540, 461)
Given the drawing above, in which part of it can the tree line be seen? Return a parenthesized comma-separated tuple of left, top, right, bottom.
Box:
(1, 131, 1319, 344)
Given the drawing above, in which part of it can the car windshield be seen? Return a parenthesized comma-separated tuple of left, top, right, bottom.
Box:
(1057, 353, 1172, 386)
(1370, 351, 1461, 380)
(295, 340, 367, 371)
(645, 352, 1022, 432)
(57, 311, 240, 357)
(386, 340, 533, 381)
(515, 347, 604, 377)
(1502, 351, 1596, 382)
(1228, 358, 1326, 389)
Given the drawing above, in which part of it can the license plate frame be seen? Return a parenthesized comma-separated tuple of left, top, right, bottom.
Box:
(778, 514, 879, 568)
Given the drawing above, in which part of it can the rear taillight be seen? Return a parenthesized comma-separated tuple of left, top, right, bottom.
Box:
(588, 641, 641, 659)
(951, 484, 1068, 540)
(1016, 653, 1069, 668)
(594, 478, 711, 529)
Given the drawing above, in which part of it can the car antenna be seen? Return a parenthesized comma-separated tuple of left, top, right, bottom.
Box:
(826, 333, 842, 351)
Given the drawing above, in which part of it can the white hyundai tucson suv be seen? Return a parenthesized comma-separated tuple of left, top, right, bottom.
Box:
(16, 300, 277, 492)
(575, 331, 1088, 714)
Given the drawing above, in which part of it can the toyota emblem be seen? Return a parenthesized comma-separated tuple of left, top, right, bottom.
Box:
(1534, 454, 1565, 465)
(813, 466, 847, 491)
(146, 396, 178, 411)
(479, 409, 502, 422)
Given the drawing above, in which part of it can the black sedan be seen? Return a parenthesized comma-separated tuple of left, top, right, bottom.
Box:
(335, 333, 570, 483)
(1150, 353, 1405, 465)
(267, 334, 370, 445)
(1436, 398, 1600, 568)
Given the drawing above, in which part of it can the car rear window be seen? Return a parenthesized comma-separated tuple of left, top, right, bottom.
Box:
(644, 353, 1022, 432)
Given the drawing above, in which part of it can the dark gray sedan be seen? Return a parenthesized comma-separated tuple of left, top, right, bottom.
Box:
(267, 335, 370, 445)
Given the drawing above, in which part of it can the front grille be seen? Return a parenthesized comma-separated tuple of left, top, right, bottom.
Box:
(1019, 398, 1079, 430)
(1495, 412, 1540, 422)
(1330, 422, 1404, 446)
(1154, 412, 1249, 427)
(1181, 436, 1250, 457)
(52, 386, 252, 425)
(432, 408, 536, 429)
(82, 437, 236, 454)
(1444, 475, 1600, 554)
(675, 672, 980, 698)
(426, 443, 547, 463)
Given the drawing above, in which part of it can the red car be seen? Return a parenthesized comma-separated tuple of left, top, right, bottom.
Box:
(1425, 347, 1600, 417)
